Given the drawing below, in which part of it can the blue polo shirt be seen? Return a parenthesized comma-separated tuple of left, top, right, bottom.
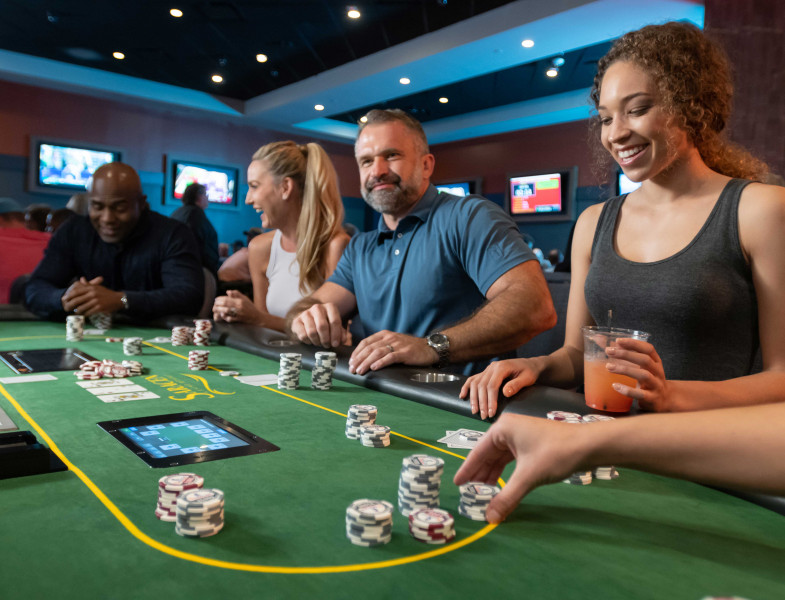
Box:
(328, 185, 535, 338)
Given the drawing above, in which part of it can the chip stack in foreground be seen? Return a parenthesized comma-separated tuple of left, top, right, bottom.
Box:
(122, 360, 143, 376)
(547, 411, 593, 485)
(311, 351, 337, 390)
(278, 352, 301, 389)
(188, 350, 209, 370)
(156, 473, 204, 522)
(398, 454, 444, 517)
(345, 404, 377, 439)
(457, 482, 500, 521)
(176, 488, 225, 538)
(345, 499, 393, 547)
(123, 337, 143, 356)
(582, 414, 619, 479)
(66, 315, 84, 341)
(408, 508, 456, 544)
(360, 424, 391, 448)
(193, 319, 212, 346)
(90, 312, 112, 331)
(171, 326, 192, 346)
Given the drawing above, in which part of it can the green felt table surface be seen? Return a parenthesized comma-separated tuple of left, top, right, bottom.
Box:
(1, 321, 784, 600)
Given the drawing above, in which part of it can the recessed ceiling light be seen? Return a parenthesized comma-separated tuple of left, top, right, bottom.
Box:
(521, 39, 534, 48)
(256, 53, 268, 63)
(347, 6, 361, 19)
(399, 77, 411, 85)
(359, 115, 368, 123)
(112, 52, 125, 60)
(552, 56, 565, 67)
(546, 67, 558, 78)
(439, 97, 448, 104)
(170, 8, 183, 18)
(315, 104, 325, 111)
(212, 74, 223, 83)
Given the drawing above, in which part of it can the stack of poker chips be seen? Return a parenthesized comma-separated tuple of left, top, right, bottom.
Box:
(122, 360, 143, 376)
(408, 508, 456, 545)
(187, 350, 209, 370)
(311, 351, 337, 390)
(345, 404, 377, 439)
(345, 499, 394, 547)
(156, 473, 204, 522)
(457, 482, 500, 521)
(122, 337, 143, 356)
(89, 312, 112, 331)
(171, 326, 193, 346)
(360, 424, 391, 448)
(175, 488, 225, 538)
(582, 414, 619, 479)
(398, 454, 444, 517)
(547, 411, 593, 485)
(193, 319, 212, 346)
(277, 353, 302, 389)
(66, 315, 85, 341)
(76, 358, 137, 380)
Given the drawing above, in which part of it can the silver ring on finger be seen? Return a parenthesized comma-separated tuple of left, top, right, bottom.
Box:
(228, 307, 238, 317)
(386, 344, 394, 353)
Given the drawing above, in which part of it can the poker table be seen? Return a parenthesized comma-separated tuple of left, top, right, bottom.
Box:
(2, 317, 785, 600)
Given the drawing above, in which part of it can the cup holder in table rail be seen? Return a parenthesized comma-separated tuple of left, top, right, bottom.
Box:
(410, 372, 461, 383)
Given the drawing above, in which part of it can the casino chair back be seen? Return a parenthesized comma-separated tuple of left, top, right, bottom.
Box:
(516, 272, 570, 358)
(198, 268, 217, 319)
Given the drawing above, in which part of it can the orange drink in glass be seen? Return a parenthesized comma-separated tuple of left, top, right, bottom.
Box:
(582, 326, 651, 413)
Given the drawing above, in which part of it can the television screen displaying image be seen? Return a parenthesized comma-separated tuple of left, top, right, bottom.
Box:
(505, 167, 577, 223)
(168, 158, 240, 208)
(617, 171, 643, 195)
(435, 178, 481, 197)
(28, 137, 123, 195)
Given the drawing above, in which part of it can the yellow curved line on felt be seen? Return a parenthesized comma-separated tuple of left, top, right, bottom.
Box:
(0, 341, 504, 573)
(180, 374, 235, 396)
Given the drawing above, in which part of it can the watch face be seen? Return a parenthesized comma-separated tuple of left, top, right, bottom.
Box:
(429, 333, 448, 347)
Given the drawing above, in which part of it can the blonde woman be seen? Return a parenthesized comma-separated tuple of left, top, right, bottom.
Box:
(212, 141, 350, 332)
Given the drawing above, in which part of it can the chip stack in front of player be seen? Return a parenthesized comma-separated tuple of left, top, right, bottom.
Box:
(398, 455, 444, 517)
(408, 508, 456, 544)
(277, 352, 301, 389)
(175, 488, 225, 537)
(66, 315, 84, 341)
(187, 349, 209, 370)
(311, 351, 337, 390)
(360, 424, 391, 447)
(193, 319, 212, 346)
(345, 499, 394, 546)
(156, 473, 204, 522)
(345, 404, 376, 439)
(122, 337, 143, 356)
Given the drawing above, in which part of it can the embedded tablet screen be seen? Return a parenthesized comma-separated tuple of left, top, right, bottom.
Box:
(119, 418, 249, 459)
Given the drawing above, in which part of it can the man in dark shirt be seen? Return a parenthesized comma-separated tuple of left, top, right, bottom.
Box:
(170, 183, 219, 276)
(26, 162, 204, 321)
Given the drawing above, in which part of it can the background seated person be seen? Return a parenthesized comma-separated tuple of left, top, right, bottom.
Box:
(212, 141, 349, 333)
(170, 182, 219, 277)
(287, 109, 556, 375)
(0, 197, 50, 304)
(217, 228, 261, 284)
(25, 162, 204, 321)
(462, 22, 785, 418)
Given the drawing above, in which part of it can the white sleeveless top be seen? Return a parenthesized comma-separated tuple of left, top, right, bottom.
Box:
(265, 229, 304, 318)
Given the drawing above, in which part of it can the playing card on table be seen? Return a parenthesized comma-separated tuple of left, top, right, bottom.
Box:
(96, 391, 160, 403)
(437, 428, 486, 449)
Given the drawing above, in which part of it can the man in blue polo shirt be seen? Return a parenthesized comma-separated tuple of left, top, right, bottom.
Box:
(287, 109, 555, 381)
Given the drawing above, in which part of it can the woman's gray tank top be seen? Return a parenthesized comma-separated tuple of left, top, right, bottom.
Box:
(584, 178, 758, 381)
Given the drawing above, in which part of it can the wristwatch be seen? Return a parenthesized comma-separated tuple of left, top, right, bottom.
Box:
(119, 293, 129, 311)
(426, 332, 450, 368)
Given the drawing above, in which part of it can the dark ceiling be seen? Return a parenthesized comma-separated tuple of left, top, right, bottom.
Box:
(0, 0, 522, 101)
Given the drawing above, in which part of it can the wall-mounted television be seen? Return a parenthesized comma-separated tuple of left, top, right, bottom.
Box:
(27, 137, 124, 196)
(164, 156, 241, 210)
(617, 171, 643, 195)
(505, 166, 577, 223)
(435, 178, 482, 197)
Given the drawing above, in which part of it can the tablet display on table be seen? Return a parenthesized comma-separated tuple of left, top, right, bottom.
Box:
(0, 348, 98, 374)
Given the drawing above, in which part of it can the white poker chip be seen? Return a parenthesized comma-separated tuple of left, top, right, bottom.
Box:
(220, 370, 240, 377)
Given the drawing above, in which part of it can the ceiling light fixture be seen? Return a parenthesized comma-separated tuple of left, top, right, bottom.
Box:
(113, 52, 125, 60)
(399, 77, 411, 85)
(315, 104, 325, 111)
(211, 74, 223, 83)
(359, 115, 368, 123)
(546, 56, 565, 78)
(439, 97, 448, 104)
(347, 6, 361, 19)
(170, 8, 183, 18)
(256, 53, 268, 63)
(521, 39, 534, 48)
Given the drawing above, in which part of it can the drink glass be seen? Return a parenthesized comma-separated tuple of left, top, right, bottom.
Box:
(582, 326, 651, 412)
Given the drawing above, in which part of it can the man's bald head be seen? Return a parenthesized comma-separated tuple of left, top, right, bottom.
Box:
(88, 162, 148, 244)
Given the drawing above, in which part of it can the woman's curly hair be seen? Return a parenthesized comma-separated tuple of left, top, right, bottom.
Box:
(589, 21, 767, 181)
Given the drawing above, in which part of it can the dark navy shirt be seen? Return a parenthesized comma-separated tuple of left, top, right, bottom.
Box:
(328, 185, 536, 339)
(26, 210, 204, 321)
